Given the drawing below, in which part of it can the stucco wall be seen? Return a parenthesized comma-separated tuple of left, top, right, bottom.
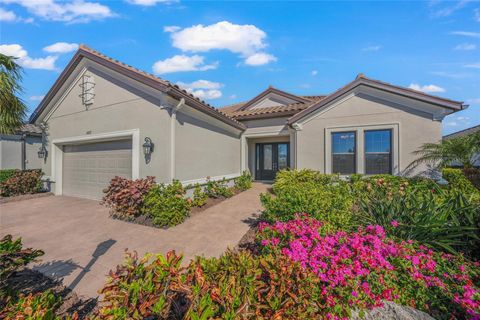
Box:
(175, 106, 241, 182)
(40, 67, 172, 183)
(296, 93, 442, 175)
(0, 135, 42, 169)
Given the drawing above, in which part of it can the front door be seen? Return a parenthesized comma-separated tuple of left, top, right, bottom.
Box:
(256, 143, 290, 180)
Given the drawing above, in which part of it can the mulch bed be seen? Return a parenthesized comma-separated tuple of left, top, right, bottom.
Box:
(1, 269, 97, 319)
(0, 192, 53, 204)
(110, 188, 243, 229)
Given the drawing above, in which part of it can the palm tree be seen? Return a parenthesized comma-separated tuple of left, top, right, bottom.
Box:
(0, 53, 26, 134)
(407, 131, 480, 171)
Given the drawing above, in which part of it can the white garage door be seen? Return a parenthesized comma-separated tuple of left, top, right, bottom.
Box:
(62, 139, 132, 200)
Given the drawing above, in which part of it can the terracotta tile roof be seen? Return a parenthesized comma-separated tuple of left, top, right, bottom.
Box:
(444, 124, 480, 140)
(30, 45, 245, 130)
(219, 95, 326, 120)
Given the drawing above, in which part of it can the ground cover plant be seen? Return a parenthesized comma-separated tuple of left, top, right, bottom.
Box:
(0, 169, 43, 197)
(0, 169, 15, 183)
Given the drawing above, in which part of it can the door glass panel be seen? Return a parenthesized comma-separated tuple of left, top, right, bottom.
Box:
(263, 144, 273, 170)
(278, 144, 288, 170)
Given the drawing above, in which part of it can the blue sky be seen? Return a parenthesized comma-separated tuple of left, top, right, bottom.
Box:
(1, 0, 479, 135)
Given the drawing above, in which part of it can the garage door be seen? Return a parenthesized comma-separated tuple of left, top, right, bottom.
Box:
(62, 139, 132, 200)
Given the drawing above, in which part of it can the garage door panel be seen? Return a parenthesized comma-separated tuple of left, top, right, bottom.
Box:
(63, 140, 132, 200)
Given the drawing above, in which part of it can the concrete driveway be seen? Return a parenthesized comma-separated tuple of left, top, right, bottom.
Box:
(0, 183, 268, 298)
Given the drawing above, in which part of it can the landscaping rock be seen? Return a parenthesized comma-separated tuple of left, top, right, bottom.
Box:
(351, 301, 435, 320)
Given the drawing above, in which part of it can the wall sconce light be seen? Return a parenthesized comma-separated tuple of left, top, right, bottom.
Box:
(38, 145, 47, 159)
(143, 137, 154, 155)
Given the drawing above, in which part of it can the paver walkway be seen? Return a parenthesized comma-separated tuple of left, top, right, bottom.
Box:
(0, 182, 269, 298)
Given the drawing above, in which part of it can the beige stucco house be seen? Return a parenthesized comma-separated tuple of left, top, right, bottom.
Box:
(30, 45, 466, 200)
(0, 124, 43, 170)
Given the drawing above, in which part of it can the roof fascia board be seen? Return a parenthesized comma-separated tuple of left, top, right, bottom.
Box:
(239, 87, 310, 111)
(289, 78, 464, 125)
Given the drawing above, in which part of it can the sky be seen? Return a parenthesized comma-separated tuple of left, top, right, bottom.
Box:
(0, 0, 479, 135)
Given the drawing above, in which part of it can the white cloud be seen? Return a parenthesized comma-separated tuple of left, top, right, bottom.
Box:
(454, 43, 476, 50)
(0, 44, 57, 70)
(43, 42, 78, 53)
(362, 45, 381, 52)
(431, 0, 469, 17)
(166, 21, 277, 66)
(229, 94, 237, 99)
(475, 8, 480, 22)
(467, 98, 480, 104)
(176, 79, 223, 90)
(3, 0, 114, 23)
(176, 80, 223, 100)
(152, 54, 218, 74)
(127, 0, 174, 5)
(30, 95, 45, 101)
(408, 83, 446, 93)
(244, 52, 277, 66)
(311, 70, 318, 76)
(445, 121, 458, 127)
(164, 25, 181, 33)
(0, 7, 16, 21)
(464, 62, 480, 68)
(450, 31, 480, 38)
(445, 115, 471, 127)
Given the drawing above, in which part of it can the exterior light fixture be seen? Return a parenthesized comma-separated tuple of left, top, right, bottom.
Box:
(143, 137, 153, 155)
(38, 145, 47, 159)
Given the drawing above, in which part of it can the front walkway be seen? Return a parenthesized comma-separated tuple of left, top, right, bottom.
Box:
(0, 183, 268, 298)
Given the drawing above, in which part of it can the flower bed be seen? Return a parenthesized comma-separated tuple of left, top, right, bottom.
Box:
(102, 171, 253, 228)
(257, 215, 480, 319)
(0, 169, 43, 197)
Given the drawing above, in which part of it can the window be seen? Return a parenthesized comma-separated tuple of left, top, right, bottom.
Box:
(365, 129, 392, 174)
(332, 131, 356, 174)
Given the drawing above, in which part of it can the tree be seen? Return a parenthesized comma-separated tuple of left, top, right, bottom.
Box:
(0, 53, 26, 134)
(407, 131, 480, 171)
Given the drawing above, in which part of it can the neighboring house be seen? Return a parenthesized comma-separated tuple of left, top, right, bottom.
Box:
(0, 124, 43, 170)
(30, 45, 466, 200)
(443, 124, 480, 167)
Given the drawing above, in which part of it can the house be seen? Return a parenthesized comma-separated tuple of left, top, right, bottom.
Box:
(30, 45, 465, 200)
(0, 124, 43, 170)
(443, 124, 480, 167)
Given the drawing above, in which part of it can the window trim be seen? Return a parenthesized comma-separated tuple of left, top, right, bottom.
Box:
(325, 123, 399, 175)
(364, 129, 393, 175)
(331, 131, 357, 174)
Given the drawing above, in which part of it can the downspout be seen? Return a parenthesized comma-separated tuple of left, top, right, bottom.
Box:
(20, 133, 26, 170)
(170, 98, 185, 182)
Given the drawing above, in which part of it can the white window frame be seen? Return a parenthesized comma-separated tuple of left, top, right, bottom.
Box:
(325, 123, 399, 175)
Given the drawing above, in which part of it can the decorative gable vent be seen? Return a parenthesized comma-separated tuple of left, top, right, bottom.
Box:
(79, 74, 95, 107)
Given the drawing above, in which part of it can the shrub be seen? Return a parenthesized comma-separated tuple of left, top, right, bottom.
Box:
(191, 184, 208, 207)
(0, 290, 62, 320)
(234, 170, 253, 191)
(358, 181, 480, 257)
(142, 180, 191, 227)
(257, 215, 480, 319)
(0, 235, 44, 286)
(102, 176, 155, 217)
(463, 168, 480, 190)
(204, 178, 234, 198)
(0, 169, 16, 183)
(443, 168, 480, 200)
(0, 169, 43, 197)
(261, 170, 355, 233)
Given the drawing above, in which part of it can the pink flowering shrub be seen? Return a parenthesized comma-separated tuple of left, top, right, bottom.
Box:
(257, 215, 480, 319)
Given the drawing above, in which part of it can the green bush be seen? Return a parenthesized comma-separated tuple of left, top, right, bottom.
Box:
(204, 178, 234, 198)
(142, 180, 191, 228)
(443, 168, 480, 201)
(0, 169, 16, 183)
(234, 170, 253, 191)
(261, 169, 355, 233)
(0, 169, 43, 197)
(191, 184, 208, 207)
(358, 181, 480, 257)
(0, 235, 44, 289)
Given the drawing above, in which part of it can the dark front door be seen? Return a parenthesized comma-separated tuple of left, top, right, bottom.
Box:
(256, 143, 290, 180)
